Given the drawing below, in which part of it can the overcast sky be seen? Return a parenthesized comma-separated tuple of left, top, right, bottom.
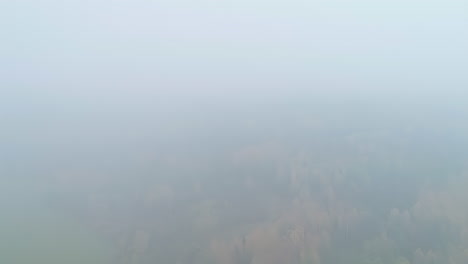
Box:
(1, 0, 467, 156)
(1, 0, 467, 97)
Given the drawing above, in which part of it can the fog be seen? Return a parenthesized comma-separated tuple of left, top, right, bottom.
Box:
(1, 0, 468, 263)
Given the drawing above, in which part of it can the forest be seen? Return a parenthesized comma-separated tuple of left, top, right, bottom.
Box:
(4, 97, 467, 264)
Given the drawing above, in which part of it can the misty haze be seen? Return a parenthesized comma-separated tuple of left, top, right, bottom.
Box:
(1, 0, 468, 264)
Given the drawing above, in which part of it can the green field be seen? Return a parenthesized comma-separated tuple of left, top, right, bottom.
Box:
(0, 204, 114, 264)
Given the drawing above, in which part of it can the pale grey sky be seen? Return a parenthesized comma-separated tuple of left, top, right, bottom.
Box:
(1, 0, 467, 97)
